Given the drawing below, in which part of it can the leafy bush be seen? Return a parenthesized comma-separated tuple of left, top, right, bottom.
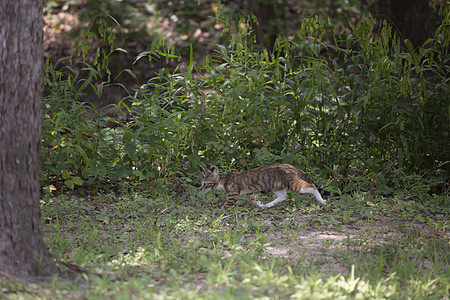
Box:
(41, 5, 449, 194)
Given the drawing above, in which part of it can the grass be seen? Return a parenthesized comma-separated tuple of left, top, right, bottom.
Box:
(2, 185, 449, 299)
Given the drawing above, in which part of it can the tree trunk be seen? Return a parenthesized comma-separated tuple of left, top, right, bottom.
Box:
(373, 0, 440, 47)
(247, 0, 282, 49)
(0, 0, 56, 278)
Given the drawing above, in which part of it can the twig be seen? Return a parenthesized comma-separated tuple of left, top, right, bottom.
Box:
(56, 260, 88, 274)
(56, 260, 125, 279)
(436, 161, 449, 168)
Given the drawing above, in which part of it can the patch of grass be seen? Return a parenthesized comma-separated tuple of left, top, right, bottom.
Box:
(6, 187, 448, 299)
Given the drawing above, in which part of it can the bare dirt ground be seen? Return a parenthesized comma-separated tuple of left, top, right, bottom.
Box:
(240, 213, 447, 275)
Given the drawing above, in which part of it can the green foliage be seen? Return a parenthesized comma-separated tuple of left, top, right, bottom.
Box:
(42, 6, 449, 194)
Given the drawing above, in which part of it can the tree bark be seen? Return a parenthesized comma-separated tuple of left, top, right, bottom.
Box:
(247, 0, 282, 49)
(372, 0, 440, 47)
(0, 0, 56, 277)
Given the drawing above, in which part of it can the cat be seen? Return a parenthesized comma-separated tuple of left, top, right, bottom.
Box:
(199, 164, 329, 208)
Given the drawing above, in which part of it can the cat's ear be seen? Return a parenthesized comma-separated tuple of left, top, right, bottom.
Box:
(212, 168, 219, 179)
(199, 164, 210, 175)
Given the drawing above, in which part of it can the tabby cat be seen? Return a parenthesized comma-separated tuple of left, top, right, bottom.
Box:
(199, 164, 329, 208)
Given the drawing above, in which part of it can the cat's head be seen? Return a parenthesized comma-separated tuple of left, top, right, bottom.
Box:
(199, 164, 220, 192)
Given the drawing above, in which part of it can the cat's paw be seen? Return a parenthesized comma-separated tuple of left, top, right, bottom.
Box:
(265, 202, 275, 208)
(254, 200, 267, 208)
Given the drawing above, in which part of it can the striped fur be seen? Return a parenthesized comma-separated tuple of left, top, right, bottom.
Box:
(199, 164, 328, 208)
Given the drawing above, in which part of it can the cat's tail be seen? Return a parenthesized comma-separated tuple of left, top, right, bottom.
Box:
(291, 178, 328, 205)
(312, 185, 330, 205)
(311, 185, 327, 205)
(318, 187, 330, 197)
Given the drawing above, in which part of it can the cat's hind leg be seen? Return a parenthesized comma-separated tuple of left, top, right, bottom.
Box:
(264, 190, 288, 208)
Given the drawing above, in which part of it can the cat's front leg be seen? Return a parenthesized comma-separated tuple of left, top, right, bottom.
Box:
(223, 187, 240, 208)
(249, 193, 266, 208)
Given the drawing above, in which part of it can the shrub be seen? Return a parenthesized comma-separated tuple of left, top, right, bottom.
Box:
(41, 7, 449, 193)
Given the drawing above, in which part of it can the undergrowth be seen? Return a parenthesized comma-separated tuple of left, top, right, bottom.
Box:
(41, 3, 449, 195)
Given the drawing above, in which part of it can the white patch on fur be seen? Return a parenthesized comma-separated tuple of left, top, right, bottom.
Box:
(254, 200, 266, 208)
(216, 183, 225, 190)
(300, 186, 326, 205)
(265, 190, 288, 208)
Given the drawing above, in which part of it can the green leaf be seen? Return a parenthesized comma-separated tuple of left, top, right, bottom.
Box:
(65, 179, 74, 190)
(115, 47, 128, 53)
(74, 145, 91, 166)
(62, 170, 71, 180)
(132, 170, 146, 180)
(400, 135, 411, 162)
(125, 141, 136, 154)
(71, 176, 84, 186)
(422, 38, 434, 47)
(95, 81, 104, 98)
(187, 44, 194, 74)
